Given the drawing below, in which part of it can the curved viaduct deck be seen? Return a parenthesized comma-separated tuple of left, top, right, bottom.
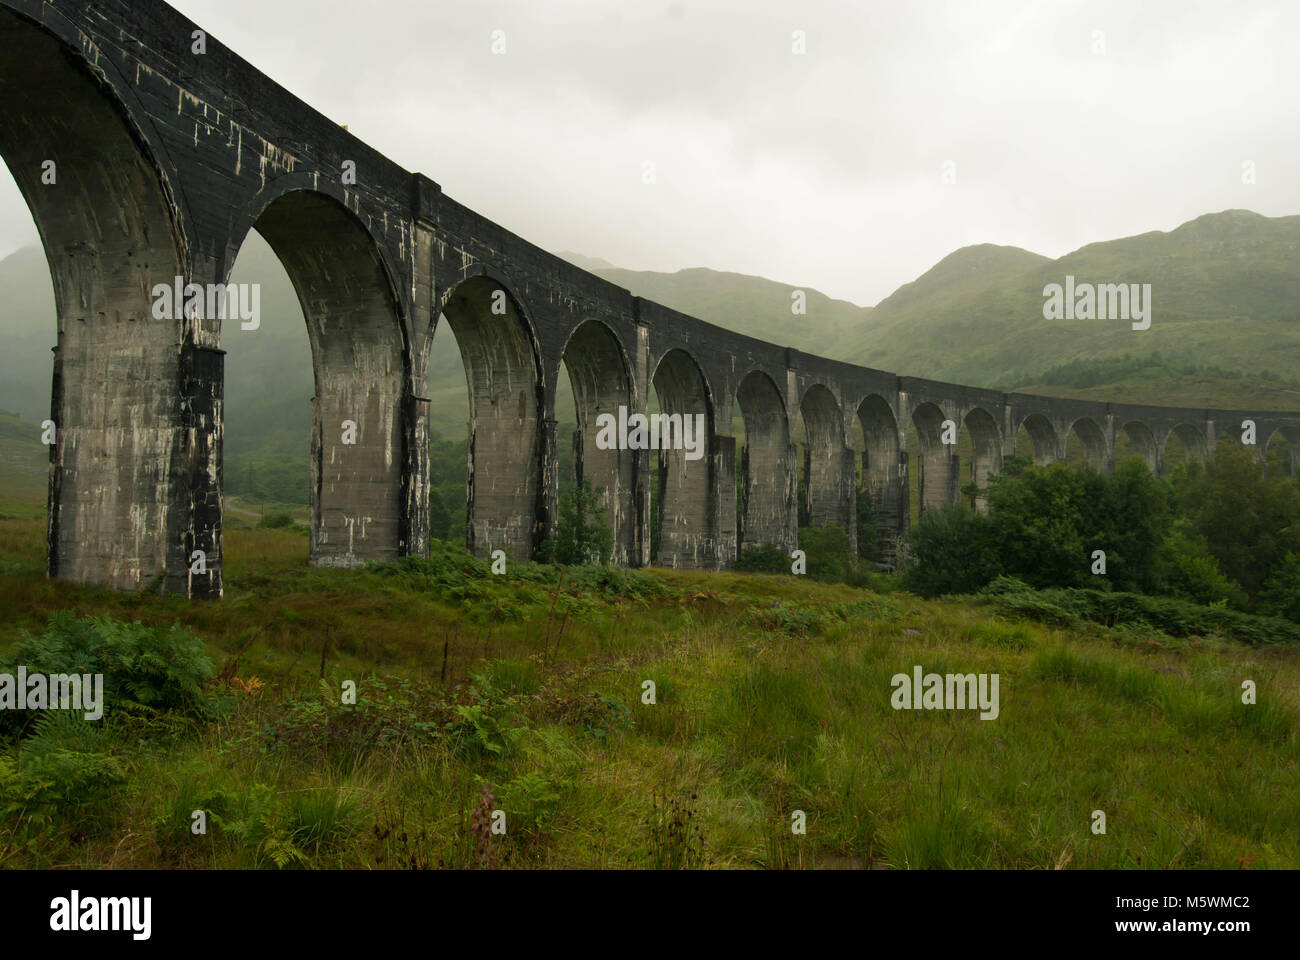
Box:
(3, 0, 1297, 597)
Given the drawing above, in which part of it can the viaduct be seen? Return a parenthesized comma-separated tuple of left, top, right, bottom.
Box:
(3, 0, 1298, 599)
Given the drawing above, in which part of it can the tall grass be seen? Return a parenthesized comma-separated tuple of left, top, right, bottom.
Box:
(0, 509, 1296, 869)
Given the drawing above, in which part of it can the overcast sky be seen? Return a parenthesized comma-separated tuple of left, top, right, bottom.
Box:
(2, 0, 1297, 306)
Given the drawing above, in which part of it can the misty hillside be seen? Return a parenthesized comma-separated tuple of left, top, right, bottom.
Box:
(833, 210, 1300, 392)
(555, 253, 870, 356)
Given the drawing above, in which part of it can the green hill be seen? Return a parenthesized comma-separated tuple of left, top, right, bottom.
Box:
(556, 253, 871, 356)
(0, 410, 47, 504)
(1010, 353, 1300, 412)
(833, 210, 1300, 394)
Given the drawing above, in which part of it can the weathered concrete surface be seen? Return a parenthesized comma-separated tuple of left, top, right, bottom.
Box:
(4, 0, 1299, 598)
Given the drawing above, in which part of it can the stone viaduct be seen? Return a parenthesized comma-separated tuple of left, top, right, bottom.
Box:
(3, 0, 1298, 598)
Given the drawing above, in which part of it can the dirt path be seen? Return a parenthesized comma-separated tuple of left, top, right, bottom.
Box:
(223, 497, 309, 525)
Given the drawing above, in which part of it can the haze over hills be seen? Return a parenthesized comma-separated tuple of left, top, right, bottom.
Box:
(554, 252, 870, 356)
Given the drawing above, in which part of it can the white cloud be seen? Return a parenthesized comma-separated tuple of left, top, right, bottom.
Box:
(1, 0, 1297, 305)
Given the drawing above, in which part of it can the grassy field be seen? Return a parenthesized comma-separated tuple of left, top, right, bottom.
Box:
(0, 497, 1296, 870)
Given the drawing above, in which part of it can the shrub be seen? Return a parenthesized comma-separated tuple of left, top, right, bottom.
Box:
(1160, 529, 1248, 609)
(260, 676, 454, 770)
(797, 525, 853, 583)
(742, 602, 825, 637)
(0, 613, 218, 734)
(258, 511, 295, 529)
(546, 479, 614, 565)
(0, 747, 126, 830)
(978, 579, 1300, 645)
(1258, 553, 1300, 623)
(902, 505, 1000, 597)
(735, 543, 788, 574)
(566, 565, 669, 600)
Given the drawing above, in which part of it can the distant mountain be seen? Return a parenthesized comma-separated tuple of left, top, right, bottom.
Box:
(833, 210, 1300, 394)
(558, 258, 870, 356)
(554, 251, 619, 272)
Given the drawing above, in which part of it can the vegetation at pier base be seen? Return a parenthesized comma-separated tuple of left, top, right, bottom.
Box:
(1, 495, 1299, 870)
(900, 441, 1300, 625)
(541, 479, 614, 566)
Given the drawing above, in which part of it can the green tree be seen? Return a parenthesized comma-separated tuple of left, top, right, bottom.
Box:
(984, 459, 1168, 593)
(1258, 552, 1300, 623)
(901, 504, 1000, 596)
(549, 479, 614, 566)
(1173, 440, 1300, 597)
(1159, 527, 1248, 609)
(985, 463, 1091, 589)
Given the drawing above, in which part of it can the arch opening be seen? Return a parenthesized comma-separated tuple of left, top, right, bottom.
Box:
(0, 11, 187, 590)
(1066, 417, 1108, 471)
(911, 401, 954, 519)
(561, 320, 635, 564)
(1265, 427, 1298, 478)
(798, 384, 850, 540)
(963, 407, 1002, 513)
(438, 275, 541, 560)
(1017, 413, 1060, 466)
(856, 394, 901, 562)
(232, 190, 409, 569)
(650, 349, 714, 569)
(1115, 421, 1158, 472)
(1162, 423, 1207, 476)
(735, 370, 793, 556)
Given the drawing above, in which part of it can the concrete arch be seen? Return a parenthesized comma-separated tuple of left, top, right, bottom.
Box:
(799, 384, 852, 536)
(0, 8, 195, 592)
(1067, 417, 1108, 471)
(1018, 413, 1060, 465)
(234, 189, 410, 569)
(912, 401, 956, 514)
(651, 348, 715, 569)
(561, 318, 636, 564)
(735, 369, 795, 554)
(963, 407, 1003, 512)
(227, 171, 409, 326)
(439, 274, 544, 559)
(1117, 421, 1158, 472)
(1162, 422, 1208, 474)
